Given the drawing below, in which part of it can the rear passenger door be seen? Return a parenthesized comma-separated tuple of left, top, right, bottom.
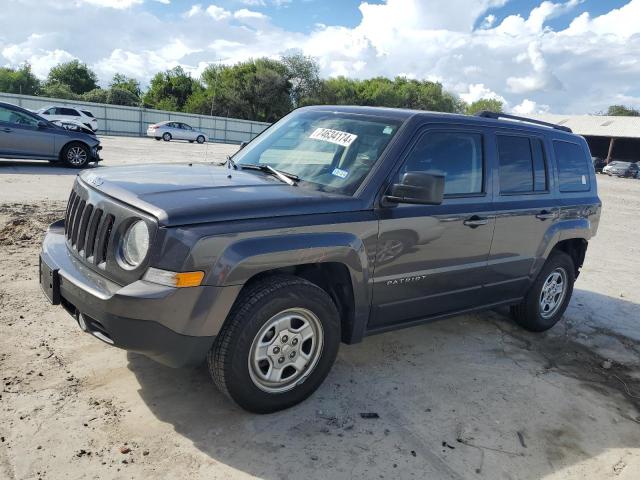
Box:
(485, 131, 557, 303)
(371, 127, 495, 329)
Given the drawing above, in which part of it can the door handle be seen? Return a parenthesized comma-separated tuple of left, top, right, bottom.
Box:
(535, 210, 556, 221)
(1, 127, 11, 133)
(463, 216, 489, 228)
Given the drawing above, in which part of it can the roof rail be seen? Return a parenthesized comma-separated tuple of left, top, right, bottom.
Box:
(474, 110, 572, 133)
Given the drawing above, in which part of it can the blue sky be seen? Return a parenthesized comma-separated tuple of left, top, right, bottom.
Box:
(1, 0, 639, 114)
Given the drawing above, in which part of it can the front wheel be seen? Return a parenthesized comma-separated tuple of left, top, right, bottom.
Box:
(196, 135, 206, 144)
(208, 275, 340, 413)
(511, 251, 575, 332)
(62, 142, 90, 168)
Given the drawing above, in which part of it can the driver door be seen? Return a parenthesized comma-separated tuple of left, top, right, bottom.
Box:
(370, 127, 495, 329)
(0, 105, 56, 158)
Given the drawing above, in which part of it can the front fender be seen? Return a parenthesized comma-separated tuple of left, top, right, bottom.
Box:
(205, 232, 372, 341)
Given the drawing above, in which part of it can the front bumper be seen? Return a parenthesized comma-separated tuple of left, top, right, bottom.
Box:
(40, 221, 239, 367)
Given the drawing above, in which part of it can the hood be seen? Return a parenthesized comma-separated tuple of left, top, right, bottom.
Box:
(79, 163, 365, 226)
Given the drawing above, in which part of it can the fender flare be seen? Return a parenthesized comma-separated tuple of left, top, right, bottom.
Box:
(207, 232, 372, 341)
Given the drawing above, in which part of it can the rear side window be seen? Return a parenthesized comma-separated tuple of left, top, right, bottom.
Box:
(401, 131, 484, 196)
(58, 107, 79, 116)
(553, 141, 590, 192)
(497, 135, 547, 194)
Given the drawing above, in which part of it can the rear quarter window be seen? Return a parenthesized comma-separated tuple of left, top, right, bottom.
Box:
(553, 140, 590, 192)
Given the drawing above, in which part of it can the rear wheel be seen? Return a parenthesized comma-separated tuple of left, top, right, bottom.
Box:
(61, 142, 90, 168)
(162, 132, 172, 142)
(511, 251, 575, 332)
(208, 275, 340, 413)
(154, 137, 161, 141)
(196, 135, 206, 144)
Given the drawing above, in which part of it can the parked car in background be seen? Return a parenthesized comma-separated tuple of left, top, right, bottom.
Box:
(0, 101, 101, 168)
(592, 156, 605, 173)
(36, 105, 98, 132)
(602, 160, 639, 178)
(147, 121, 207, 143)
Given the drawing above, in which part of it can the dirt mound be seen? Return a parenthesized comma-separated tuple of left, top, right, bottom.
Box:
(0, 203, 65, 247)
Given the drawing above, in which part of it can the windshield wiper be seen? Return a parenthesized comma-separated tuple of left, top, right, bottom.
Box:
(240, 164, 298, 186)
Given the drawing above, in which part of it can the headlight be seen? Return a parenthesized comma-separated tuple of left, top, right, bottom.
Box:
(120, 220, 149, 267)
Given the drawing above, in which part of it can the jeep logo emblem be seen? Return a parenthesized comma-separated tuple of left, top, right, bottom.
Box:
(84, 174, 103, 187)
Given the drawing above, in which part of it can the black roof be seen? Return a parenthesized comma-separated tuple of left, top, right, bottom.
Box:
(303, 105, 575, 137)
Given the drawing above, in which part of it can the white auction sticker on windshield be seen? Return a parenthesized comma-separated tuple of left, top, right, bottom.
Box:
(309, 128, 357, 147)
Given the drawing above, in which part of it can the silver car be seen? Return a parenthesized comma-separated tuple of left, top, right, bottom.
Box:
(0, 101, 101, 168)
(147, 121, 207, 143)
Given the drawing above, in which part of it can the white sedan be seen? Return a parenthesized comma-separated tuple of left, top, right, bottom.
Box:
(147, 121, 207, 143)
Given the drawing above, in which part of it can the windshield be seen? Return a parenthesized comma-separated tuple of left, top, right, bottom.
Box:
(233, 109, 402, 195)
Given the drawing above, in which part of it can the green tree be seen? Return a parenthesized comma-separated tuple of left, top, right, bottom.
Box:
(316, 76, 463, 113)
(46, 60, 99, 95)
(81, 88, 109, 104)
(606, 105, 640, 116)
(110, 73, 141, 97)
(142, 66, 200, 111)
(195, 58, 292, 121)
(465, 98, 503, 115)
(281, 52, 321, 108)
(107, 87, 140, 106)
(41, 81, 79, 100)
(0, 64, 41, 95)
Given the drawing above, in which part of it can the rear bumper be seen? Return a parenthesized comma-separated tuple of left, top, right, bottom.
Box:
(40, 221, 239, 367)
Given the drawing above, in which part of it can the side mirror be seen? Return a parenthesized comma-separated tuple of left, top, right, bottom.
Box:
(238, 141, 248, 150)
(384, 172, 444, 205)
(37, 120, 48, 129)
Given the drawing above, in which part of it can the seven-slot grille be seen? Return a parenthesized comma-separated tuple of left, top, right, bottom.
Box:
(64, 189, 114, 265)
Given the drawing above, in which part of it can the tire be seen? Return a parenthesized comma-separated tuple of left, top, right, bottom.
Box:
(196, 135, 206, 144)
(162, 132, 172, 142)
(61, 142, 90, 169)
(189, 140, 194, 143)
(511, 251, 575, 332)
(208, 274, 340, 413)
(154, 137, 161, 141)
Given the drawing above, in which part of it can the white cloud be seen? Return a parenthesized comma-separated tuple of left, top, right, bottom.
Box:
(234, 8, 268, 20)
(1, 0, 640, 114)
(184, 4, 202, 17)
(460, 83, 507, 104)
(78, 0, 142, 8)
(512, 99, 550, 115)
(206, 5, 231, 21)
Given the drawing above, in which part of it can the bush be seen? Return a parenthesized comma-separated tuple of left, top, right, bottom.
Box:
(41, 82, 79, 100)
(81, 88, 108, 104)
(107, 87, 140, 106)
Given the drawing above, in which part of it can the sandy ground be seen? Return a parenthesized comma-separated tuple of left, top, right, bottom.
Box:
(0, 137, 639, 480)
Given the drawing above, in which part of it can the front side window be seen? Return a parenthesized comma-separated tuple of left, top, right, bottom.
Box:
(234, 110, 402, 195)
(0, 106, 39, 127)
(81, 110, 94, 118)
(554, 141, 590, 192)
(497, 135, 547, 194)
(399, 131, 484, 195)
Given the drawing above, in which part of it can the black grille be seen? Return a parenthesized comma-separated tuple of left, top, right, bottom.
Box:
(65, 190, 114, 265)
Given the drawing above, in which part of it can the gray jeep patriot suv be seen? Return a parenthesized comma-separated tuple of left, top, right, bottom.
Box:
(40, 106, 601, 412)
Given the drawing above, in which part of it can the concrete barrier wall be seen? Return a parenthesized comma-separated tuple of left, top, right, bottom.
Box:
(0, 92, 271, 144)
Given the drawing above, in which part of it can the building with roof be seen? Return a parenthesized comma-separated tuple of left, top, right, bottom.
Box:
(529, 114, 640, 163)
